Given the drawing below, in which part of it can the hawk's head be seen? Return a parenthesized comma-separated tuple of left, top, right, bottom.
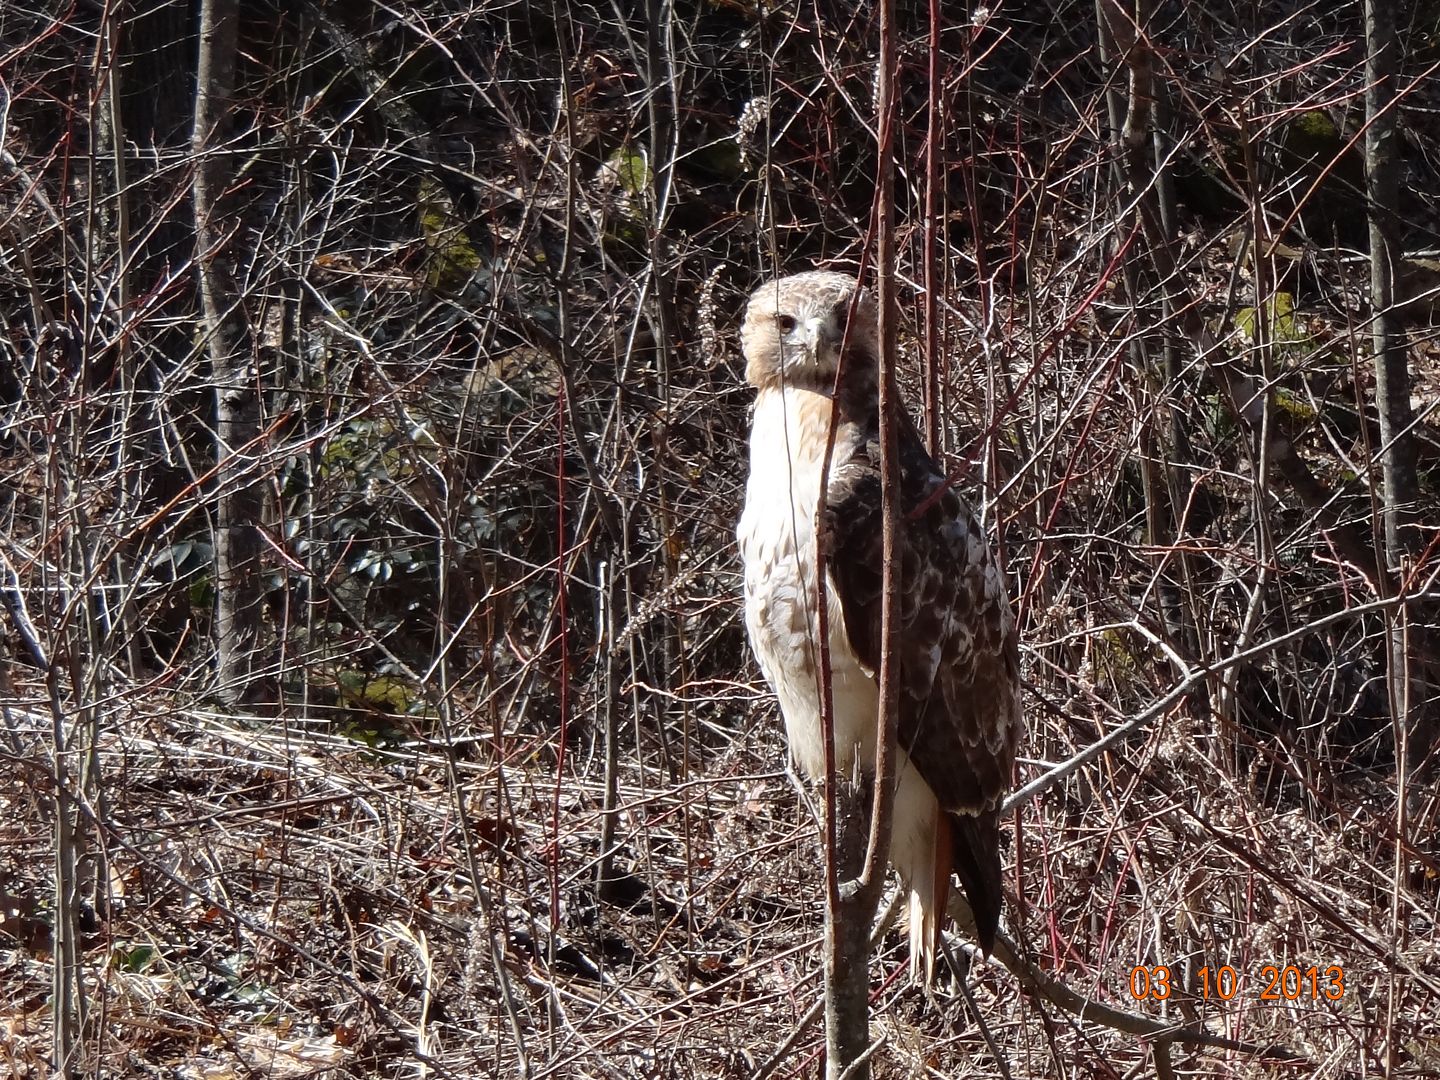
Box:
(740, 271, 876, 391)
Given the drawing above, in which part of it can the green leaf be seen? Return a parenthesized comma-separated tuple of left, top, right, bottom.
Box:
(1234, 292, 1306, 346)
(112, 944, 158, 973)
(418, 176, 482, 289)
(605, 146, 651, 197)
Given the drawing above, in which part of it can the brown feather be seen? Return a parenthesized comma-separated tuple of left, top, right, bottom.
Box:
(950, 810, 1002, 955)
(930, 810, 953, 974)
(824, 344, 1020, 957)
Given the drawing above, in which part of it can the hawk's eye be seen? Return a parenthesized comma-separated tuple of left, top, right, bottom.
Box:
(776, 314, 797, 334)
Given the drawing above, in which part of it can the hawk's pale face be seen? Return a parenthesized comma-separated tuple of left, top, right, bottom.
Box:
(740, 271, 877, 390)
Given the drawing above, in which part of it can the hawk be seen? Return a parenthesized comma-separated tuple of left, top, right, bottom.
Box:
(736, 270, 1022, 979)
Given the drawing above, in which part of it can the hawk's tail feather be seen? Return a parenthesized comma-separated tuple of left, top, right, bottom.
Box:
(950, 809, 1002, 956)
(907, 810, 952, 984)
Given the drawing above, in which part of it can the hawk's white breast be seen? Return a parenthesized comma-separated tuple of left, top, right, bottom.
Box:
(736, 385, 877, 777)
(738, 383, 947, 977)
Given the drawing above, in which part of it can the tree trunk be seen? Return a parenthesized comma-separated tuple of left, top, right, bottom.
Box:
(824, 777, 875, 1079)
(1364, 0, 1433, 792)
(1366, 0, 1418, 564)
(193, 0, 261, 704)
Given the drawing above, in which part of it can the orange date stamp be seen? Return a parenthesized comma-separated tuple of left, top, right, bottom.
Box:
(1128, 964, 1345, 1002)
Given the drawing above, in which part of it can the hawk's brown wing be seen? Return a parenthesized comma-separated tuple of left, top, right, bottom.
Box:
(824, 413, 1021, 950)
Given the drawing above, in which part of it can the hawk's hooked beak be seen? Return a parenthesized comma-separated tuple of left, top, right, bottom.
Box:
(801, 315, 834, 359)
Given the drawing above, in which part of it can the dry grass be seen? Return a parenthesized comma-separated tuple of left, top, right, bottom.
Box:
(4, 628, 1439, 1076)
